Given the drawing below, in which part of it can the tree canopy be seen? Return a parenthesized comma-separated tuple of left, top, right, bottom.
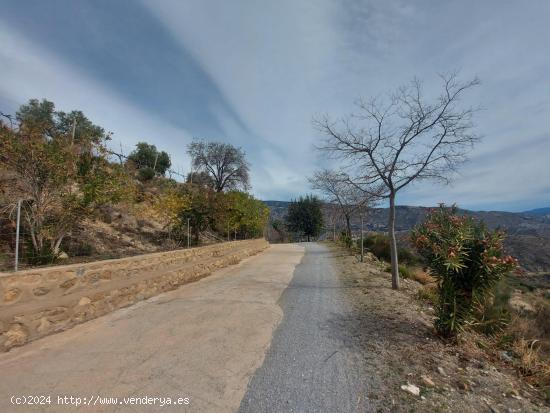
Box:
(128, 142, 171, 176)
(1, 98, 129, 262)
(187, 140, 250, 192)
(286, 195, 324, 241)
(16, 98, 108, 145)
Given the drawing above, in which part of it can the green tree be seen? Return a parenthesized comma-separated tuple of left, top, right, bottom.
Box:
(56, 110, 107, 146)
(16, 99, 108, 146)
(16, 98, 56, 137)
(178, 187, 215, 244)
(225, 191, 269, 239)
(286, 195, 323, 241)
(128, 142, 171, 177)
(1, 99, 130, 263)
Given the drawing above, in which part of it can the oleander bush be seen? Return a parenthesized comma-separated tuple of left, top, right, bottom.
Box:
(411, 205, 518, 337)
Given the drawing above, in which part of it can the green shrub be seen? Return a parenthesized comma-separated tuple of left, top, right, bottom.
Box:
(411, 205, 518, 337)
(340, 231, 352, 248)
(137, 167, 156, 182)
(361, 233, 418, 265)
(384, 263, 413, 279)
(475, 278, 513, 334)
(398, 264, 412, 279)
(63, 241, 95, 257)
(23, 239, 57, 265)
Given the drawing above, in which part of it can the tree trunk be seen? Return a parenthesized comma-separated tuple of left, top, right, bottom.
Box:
(52, 235, 65, 256)
(307, 234, 310, 242)
(388, 191, 400, 290)
(345, 214, 352, 239)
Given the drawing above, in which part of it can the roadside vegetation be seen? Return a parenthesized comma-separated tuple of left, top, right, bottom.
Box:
(334, 246, 548, 411)
(333, 205, 550, 401)
(0, 99, 268, 270)
(306, 71, 549, 402)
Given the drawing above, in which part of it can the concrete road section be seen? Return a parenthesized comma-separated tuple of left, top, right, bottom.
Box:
(0, 244, 304, 413)
(239, 243, 372, 413)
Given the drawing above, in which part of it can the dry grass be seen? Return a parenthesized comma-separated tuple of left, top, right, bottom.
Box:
(333, 246, 548, 411)
(512, 337, 550, 386)
(411, 265, 550, 397)
(409, 267, 436, 285)
(506, 302, 550, 390)
(417, 284, 439, 305)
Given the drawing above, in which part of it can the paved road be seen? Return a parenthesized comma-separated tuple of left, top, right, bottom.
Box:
(239, 243, 371, 413)
(0, 244, 304, 413)
(0, 243, 371, 413)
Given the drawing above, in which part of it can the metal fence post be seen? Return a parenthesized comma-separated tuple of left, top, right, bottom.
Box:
(187, 218, 190, 248)
(14, 199, 21, 271)
(360, 215, 364, 263)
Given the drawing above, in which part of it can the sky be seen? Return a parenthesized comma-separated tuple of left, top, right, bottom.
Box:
(0, 0, 549, 212)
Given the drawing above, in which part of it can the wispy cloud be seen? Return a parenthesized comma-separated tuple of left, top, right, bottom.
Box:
(0, 24, 196, 173)
(0, 0, 549, 210)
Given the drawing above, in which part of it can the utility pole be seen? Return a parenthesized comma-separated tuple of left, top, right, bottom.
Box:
(187, 218, 190, 248)
(14, 200, 21, 271)
(360, 214, 364, 263)
(153, 152, 159, 174)
(71, 117, 76, 147)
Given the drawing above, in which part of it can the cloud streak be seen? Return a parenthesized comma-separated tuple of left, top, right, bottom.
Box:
(0, 0, 549, 211)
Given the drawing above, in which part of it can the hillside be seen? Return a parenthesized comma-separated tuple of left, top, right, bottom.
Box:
(264, 201, 550, 272)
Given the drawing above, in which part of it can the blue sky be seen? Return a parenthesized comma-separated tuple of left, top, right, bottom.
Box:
(1, 0, 549, 212)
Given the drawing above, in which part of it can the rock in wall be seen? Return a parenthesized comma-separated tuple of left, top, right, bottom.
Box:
(0, 239, 268, 351)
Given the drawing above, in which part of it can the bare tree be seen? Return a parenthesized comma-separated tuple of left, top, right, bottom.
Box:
(321, 202, 340, 242)
(187, 140, 250, 192)
(315, 73, 480, 289)
(309, 169, 378, 240)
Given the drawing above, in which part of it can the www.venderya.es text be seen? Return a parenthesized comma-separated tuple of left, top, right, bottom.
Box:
(10, 395, 190, 408)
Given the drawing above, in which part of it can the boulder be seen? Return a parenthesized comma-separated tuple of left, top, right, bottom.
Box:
(401, 383, 420, 396)
(4, 324, 28, 348)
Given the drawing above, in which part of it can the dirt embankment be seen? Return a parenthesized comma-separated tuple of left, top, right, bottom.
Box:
(333, 247, 549, 412)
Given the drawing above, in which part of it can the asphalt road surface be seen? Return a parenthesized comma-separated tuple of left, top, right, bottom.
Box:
(0, 244, 303, 413)
(0, 243, 371, 412)
(239, 243, 371, 413)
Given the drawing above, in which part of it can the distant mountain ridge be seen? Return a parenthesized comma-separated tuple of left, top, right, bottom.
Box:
(523, 207, 550, 217)
(263, 200, 550, 273)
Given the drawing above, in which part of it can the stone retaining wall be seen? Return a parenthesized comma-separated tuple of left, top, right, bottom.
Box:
(0, 239, 268, 351)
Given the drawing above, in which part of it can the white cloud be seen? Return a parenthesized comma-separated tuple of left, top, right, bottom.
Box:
(2, 1, 549, 210)
(0, 24, 194, 174)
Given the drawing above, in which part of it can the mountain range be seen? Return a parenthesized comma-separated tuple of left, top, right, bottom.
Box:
(264, 201, 550, 273)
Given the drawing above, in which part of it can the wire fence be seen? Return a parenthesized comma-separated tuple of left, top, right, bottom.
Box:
(105, 140, 189, 181)
(0, 200, 247, 273)
(0, 139, 257, 273)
